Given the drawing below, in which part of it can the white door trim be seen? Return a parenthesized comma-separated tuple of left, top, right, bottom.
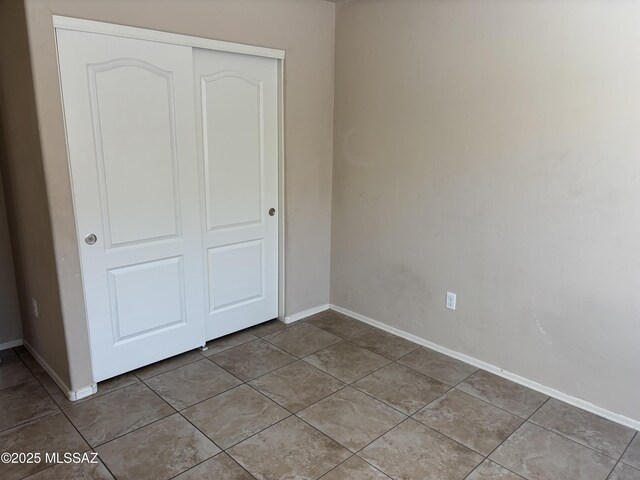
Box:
(52, 16, 285, 60)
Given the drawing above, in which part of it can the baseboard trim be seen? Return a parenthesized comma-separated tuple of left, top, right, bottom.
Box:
(23, 340, 97, 401)
(284, 304, 330, 324)
(329, 304, 640, 431)
(0, 339, 24, 350)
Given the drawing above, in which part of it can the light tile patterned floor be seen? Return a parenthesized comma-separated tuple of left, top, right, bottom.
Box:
(0, 310, 638, 479)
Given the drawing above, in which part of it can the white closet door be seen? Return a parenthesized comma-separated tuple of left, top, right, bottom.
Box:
(193, 49, 279, 340)
(56, 30, 206, 381)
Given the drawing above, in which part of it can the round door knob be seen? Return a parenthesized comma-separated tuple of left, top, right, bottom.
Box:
(85, 234, 97, 245)
(268, 208, 276, 217)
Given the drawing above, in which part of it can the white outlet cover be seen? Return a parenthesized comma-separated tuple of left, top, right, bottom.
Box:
(32, 298, 39, 318)
(446, 292, 456, 310)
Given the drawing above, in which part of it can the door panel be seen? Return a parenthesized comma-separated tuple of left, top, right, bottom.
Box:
(194, 49, 279, 339)
(56, 30, 206, 381)
(202, 74, 262, 230)
(108, 257, 186, 341)
(208, 240, 264, 311)
(90, 61, 180, 247)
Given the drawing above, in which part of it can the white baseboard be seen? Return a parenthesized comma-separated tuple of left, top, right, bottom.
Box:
(23, 340, 97, 401)
(0, 338, 24, 350)
(284, 304, 330, 324)
(329, 304, 640, 431)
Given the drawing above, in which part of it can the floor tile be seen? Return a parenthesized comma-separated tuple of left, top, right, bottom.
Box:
(489, 422, 616, 480)
(530, 398, 635, 458)
(249, 360, 344, 412)
(349, 328, 419, 360)
(622, 435, 640, 470)
(228, 416, 350, 480)
(353, 362, 449, 415)
(64, 382, 174, 446)
(264, 322, 341, 357)
(610, 463, 640, 480)
(182, 384, 289, 449)
(457, 370, 548, 417)
(96, 414, 219, 480)
(133, 350, 203, 380)
(247, 319, 287, 337)
(201, 331, 258, 356)
(0, 379, 59, 431)
(212, 339, 296, 381)
(33, 375, 75, 409)
(304, 341, 390, 383)
(25, 459, 114, 479)
(359, 418, 483, 480)
(321, 456, 390, 479)
(298, 386, 405, 452)
(307, 310, 370, 338)
(44, 373, 140, 411)
(397, 347, 477, 386)
(95, 373, 140, 397)
(466, 460, 523, 480)
(0, 353, 34, 390)
(13, 348, 46, 378)
(145, 358, 241, 410)
(0, 347, 18, 360)
(0, 412, 88, 479)
(413, 389, 522, 455)
(174, 453, 253, 480)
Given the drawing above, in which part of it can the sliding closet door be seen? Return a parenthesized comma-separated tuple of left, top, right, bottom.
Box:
(193, 49, 279, 340)
(56, 30, 206, 381)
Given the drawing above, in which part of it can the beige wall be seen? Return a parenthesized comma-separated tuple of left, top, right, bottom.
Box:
(20, 0, 335, 389)
(332, 0, 640, 422)
(0, 167, 22, 346)
(0, 0, 70, 382)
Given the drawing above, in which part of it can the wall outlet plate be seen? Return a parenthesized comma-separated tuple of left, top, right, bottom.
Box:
(446, 292, 456, 310)
(32, 298, 39, 318)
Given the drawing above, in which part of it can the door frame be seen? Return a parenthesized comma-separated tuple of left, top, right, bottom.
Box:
(52, 16, 288, 350)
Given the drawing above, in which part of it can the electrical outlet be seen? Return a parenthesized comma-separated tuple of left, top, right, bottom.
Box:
(446, 292, 456, 310)
(32, 298, 39, 318)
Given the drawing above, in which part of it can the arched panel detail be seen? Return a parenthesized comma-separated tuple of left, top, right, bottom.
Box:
(199, 70, 264, 231)
(87, 58, 182, 248)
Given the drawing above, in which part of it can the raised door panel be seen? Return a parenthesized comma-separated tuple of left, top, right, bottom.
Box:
(89, 61, 180, 247)
(208, 240, 264, 312)
(108, 257, 186, 342)
(202, 73, 263, 231)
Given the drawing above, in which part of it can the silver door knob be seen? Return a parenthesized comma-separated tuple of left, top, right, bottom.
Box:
(268, 208, 276, 216)
(85, 234, 97, 245)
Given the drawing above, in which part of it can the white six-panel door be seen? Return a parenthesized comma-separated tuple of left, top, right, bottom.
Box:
(193, 49, 279, 340)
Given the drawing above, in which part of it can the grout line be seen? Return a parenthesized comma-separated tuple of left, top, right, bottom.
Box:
(8, 314, 635, 480)
(618, 431, 638, 462)
(618, 431, 639, 471)
(10, 348, 120, 479)
(298, 326, 623, 478)
(0, 409, 62, 436)
(165, 451, 258, 480)
(83, 385, 177, 448)
(462, 459, 527, 480)
(331, 312, 639, 467)
(316, 455, 356, 479)
(131, 349, 208, 382)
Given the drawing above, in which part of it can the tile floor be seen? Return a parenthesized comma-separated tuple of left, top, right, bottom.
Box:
(0, 309, 638, 480)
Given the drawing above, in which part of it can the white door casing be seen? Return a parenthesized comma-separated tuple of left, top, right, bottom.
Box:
(193, 49, 279, 339)
(56, 30, 207, 381)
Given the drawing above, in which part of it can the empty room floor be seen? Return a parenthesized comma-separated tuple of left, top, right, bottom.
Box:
(1, 310, 638, 480)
